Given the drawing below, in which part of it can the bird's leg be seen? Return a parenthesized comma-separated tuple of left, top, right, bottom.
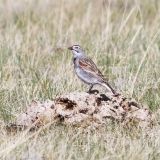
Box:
(87, 84, 93, 93)
(87, 84, 99, 94)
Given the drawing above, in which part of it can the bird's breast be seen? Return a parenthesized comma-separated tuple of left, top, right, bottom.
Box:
(73, 57, 80, 67)
(73, 57, 76, 63)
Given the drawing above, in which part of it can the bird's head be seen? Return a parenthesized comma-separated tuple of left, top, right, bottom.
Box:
(68, 44, 85, 57)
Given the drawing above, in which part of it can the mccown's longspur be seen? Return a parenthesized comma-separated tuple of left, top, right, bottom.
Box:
(68, 44, 117, 95)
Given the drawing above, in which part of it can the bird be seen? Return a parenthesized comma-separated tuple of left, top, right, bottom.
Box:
(68, 44, 117, 95)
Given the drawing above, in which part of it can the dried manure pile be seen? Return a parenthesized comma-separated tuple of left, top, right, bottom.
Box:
(7, 92, 153, 131)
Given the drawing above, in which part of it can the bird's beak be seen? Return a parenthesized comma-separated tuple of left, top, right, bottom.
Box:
(68, 46, 73, 50)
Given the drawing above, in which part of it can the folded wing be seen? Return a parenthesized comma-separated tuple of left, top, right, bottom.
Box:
(78, 57, 107, 82)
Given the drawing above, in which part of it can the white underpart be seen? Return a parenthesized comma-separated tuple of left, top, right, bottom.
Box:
(75, 68, 113, 93)
(75, 67, 98, 84)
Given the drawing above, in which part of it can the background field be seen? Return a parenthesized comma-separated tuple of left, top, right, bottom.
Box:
(0, 0, 160, 159)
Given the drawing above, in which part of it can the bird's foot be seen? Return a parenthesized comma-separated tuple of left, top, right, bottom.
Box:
(113, 92, 121, 97)
(87, 89, 99, 94)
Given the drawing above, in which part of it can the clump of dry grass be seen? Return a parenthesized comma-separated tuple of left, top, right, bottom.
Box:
(0, 0, 160, 159)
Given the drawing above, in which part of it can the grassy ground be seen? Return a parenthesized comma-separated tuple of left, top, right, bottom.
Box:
(0, 0, 160, 159)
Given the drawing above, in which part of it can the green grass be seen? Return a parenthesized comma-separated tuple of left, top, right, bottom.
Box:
(0, 0, 160, 159)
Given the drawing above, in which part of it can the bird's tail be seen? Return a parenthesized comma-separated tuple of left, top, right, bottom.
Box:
(101, 82, 116, 94)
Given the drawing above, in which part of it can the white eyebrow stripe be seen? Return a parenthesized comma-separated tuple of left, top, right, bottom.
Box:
(73, 45, 80, 47)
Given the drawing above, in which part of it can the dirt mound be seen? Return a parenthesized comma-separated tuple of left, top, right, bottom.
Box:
(8, 92, 152, 130)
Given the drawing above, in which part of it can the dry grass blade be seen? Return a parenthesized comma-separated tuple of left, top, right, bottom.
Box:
(0, 0, 160, 159)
